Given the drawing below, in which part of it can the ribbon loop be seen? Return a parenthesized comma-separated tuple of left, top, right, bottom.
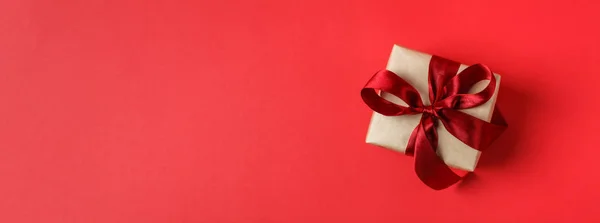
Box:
(362, 55, 507, 190)
(361, 70, 423, 116)
(436, 63, 497, 109)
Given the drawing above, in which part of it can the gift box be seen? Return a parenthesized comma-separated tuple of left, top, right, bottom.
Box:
(362, 45, 506, 189)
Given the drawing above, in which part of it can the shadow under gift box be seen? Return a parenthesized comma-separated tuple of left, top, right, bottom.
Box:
(366, 45, 501, 172)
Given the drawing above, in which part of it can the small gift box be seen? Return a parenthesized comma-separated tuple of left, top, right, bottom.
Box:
(361, 45, 506, 189)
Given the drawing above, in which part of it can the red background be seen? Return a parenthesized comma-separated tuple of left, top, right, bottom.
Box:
(1, 0, 599, 222)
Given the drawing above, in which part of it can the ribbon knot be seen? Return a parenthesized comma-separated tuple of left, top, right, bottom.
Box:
(419, 105, 439, 117)
(361, 55, 507, 190)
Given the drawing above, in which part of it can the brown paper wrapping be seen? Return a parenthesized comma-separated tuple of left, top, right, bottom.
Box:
(365, 45, 501, 171)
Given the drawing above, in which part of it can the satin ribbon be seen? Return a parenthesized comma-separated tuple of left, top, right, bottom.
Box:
(361, 56, 507, 190)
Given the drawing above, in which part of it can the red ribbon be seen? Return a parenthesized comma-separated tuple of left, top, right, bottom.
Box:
(361, 56, 507, 190)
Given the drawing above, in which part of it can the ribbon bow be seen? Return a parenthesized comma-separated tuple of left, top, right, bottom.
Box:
(361, 55, 507, 190)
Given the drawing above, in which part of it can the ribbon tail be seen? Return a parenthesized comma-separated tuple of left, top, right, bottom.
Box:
(411, 115, 461, 190)
(404, 121, 420, 156)
(438, 108, 508, 151)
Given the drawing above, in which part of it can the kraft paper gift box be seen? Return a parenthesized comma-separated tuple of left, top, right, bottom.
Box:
(365, 45, 501, 171)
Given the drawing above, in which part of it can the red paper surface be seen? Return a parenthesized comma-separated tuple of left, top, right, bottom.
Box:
(1, 0, 599, 222)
